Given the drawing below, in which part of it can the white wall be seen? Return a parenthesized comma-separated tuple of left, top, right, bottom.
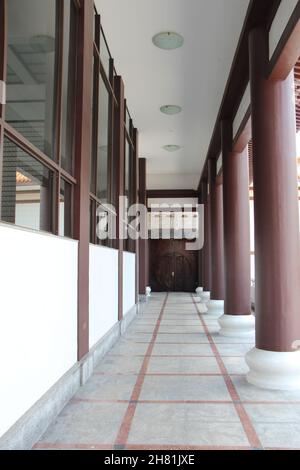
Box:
(148, 198, 199, 207)
(89, 245, 118, 348)
(123, 252, 136, 316)
(269, 0, 298, 58)
(147, 174, 200, 190)
(0, 224, 78, 438)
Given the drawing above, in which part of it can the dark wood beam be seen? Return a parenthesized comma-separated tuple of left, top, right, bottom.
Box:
(147, 189, 199, 200)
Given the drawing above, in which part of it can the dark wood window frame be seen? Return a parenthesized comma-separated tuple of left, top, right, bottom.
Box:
(90, 9, 137, 252)
(0, 0, 79, 238)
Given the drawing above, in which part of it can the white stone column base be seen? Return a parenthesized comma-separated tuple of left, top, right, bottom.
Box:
(218, 314, 255, 337)
(199, 291, 210, 304)
(246, 347, 300, 391)
(146, 286, 151, 297)
(205, 299, 224, 317)
(196, 287, 203, 295)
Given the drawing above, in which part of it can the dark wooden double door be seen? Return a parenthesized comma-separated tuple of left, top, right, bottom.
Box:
(150, 239, 198, 292)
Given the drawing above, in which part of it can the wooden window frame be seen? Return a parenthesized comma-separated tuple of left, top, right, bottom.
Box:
(0, 0, 80, 238)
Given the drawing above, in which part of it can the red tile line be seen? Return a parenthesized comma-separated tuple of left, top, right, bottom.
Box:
(114, 293, 169, 448)
(191, 294, 262, 450)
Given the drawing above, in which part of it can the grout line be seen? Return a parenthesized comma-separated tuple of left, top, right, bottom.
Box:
(93, 372, 245, 377)
(126, 444, 253, 450)
(114, 293, 169, 448)
(191, 294, 263, 450)
(33, 443, 113, 450)
(71, 396, 300, 405)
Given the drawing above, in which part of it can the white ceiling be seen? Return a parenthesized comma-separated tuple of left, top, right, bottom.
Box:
(96, 0, 250, 190)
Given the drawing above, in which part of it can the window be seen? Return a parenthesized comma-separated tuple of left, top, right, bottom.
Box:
(1, 0, 79, 236)
(6, 0, 58, 159)
(1, 137, 53, 232)
(90, 16, 115, 246)
(61, 1, 78, 174)
(96, 78, 110, 202)
(59, 179, 72, 237)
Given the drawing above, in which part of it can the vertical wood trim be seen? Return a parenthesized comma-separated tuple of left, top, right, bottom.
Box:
(0, 0, 7, 121)
(133, 128, 139, 303)
(113, 76, 125, 321)
(0, 0, 6, 215)
(74, 0, 94, 360)
(139, 157, 148, 295)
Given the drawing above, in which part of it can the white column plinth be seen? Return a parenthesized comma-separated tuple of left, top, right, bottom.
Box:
(200, 291, 210, 304)
(218, 314, 255, 337)
(206, 299, 224, 316)
(246, 348, 300, 391)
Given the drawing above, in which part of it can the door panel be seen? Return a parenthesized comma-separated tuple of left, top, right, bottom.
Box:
(150, 239, 198, 292)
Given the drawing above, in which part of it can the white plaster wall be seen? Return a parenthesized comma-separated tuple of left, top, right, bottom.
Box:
(15, 203, 40, 231)
(147, 174, 200, 190)
(269, 0, 298, 58)
(0, 224, 78, 438)
(123, 252, 136, 316)
(233, 83, 250, 139)
(89, 245, 119, 348)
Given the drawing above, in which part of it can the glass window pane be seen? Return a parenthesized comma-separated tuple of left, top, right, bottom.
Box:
(90, 56, 98, 194)
(100, 29, 110, 78)
(96, 78, 109, 202)
(1, 136, 53, 232)
(61, 1, 77, 174)
(59, 179, 72, 238)
(6, 0, 58, 159)
(89, 199, 95, 243)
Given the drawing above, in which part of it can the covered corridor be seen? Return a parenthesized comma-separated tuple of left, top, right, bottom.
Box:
(1, 0, 300, 455)
(35, 293, 300, 451)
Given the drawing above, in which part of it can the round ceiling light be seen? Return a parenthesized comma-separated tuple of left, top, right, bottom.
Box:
(152, 32, 184, 50)
(163, 145, 181, 152)
(160, 105, 182, 115)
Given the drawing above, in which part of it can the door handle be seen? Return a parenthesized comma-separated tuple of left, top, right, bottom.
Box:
(171, 272, 175, 277)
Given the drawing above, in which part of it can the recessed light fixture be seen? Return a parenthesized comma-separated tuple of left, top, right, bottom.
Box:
(152, 32, 184, 50)
(163, 145, 181, 152)
(160, 105, 182, 115)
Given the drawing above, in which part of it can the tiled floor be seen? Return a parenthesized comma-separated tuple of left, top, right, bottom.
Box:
(35, 293, 300, 450)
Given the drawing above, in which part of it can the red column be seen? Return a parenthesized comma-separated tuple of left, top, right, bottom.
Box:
(113, 77, 125, 322)
(207, 160, 225, 315)
(218, 121, 254, 337)
(74, 0, 94, 360)
(138, 158, 149, 298)
(246, 27, 300, 390)
(202, 179, 211, 298)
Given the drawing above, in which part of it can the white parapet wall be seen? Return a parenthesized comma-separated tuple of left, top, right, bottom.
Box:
(89, 245, 119, 349)
(0, 223, 78, 438)
(123, 252, 136, 316)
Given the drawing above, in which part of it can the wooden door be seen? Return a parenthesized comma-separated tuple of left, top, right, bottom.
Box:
(150, 239, 198, 292)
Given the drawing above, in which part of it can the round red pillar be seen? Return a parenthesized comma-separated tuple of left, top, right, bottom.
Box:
(223, 147, 251, 316)
(203, 195, 211, 293)
(218, 129, 254, 337)
(246, 27, 300, 390)
(207, 159, 225, 315)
